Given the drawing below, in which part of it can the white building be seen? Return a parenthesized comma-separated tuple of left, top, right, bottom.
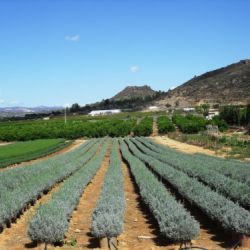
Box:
(183, 107, 195, 112)
(148, 106, 159, 111)
(206, 109, 219, 120)
(89, 109, 121, 116)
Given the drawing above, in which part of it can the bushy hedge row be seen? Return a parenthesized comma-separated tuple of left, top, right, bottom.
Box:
(0, 119, 136, 141)
(134, 138, 250, 208)
(120, 140, 199, 242)
(145, 138, 250, 186)
(172, 114, 207, 133)
(92, 140, 125, 238)
(0, 140, 101, 228)
(133, 117, 153, 136)
(157, 116, 175, 134)
(126, 139, 250, 235)
(0, 140, 96, 195)
(28, 141, 109, 244)
(219, 104, 250, 126)
(210, 116, 228, 132)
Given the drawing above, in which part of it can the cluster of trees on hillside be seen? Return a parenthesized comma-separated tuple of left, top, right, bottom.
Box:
(70, 91, 167, 113)
(219, 104, 250, 127)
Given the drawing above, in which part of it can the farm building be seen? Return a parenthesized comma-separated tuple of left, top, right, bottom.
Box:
(89, 109, 121, 116)
(148, 106, 159, 111)
(206, 109, 219, 120)
(183, 107, 195, 112)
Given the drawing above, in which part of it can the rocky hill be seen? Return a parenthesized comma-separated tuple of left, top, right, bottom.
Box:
(155, 59, 250, 108)
(111, 85, 156, 101)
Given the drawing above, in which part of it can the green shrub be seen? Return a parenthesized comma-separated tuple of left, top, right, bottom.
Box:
(133, 117, 153, 136)
(210, 116, 228, 132)
(157, 116, 175, 134)
(173, 114, 206, 133)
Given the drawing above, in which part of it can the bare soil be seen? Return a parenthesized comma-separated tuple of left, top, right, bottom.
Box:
(0, 139, 86, 172)
(0, 142, 12, 146)
(152, 135, 225, 158)
(118, 160, 174, 250)
(152, 119, 158, 137)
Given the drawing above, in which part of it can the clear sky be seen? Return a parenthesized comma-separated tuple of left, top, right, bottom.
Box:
(0, 0, 250, 107)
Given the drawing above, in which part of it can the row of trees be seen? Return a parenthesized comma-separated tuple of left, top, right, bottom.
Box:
(157, 116, 175, 134)
(172, 114, 207, 133)
(0, 119, 136, 141)
(70, 91, 167, 113)
(219, 104, 250, 126)
(133, 117, 153, 136)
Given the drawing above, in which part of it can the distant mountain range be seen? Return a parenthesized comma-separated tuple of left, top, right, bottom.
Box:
(1, 59, 250, 118)
(0, 106, 63, 118)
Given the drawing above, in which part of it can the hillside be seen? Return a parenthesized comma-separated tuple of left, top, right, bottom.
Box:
(111, 85, 156, 101)
(155, 59, 250, 108)
(0, 106, 62, 118)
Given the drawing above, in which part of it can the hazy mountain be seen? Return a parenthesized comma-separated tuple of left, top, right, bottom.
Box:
(0, 106, 63, 117)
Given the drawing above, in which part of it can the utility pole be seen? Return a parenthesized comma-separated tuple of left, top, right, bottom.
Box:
(64, 106, 67, 124)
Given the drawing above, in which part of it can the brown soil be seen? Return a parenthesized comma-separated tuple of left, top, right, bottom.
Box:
(0, 139, 86, 172)
(0, 181, 65, 250)
(152, 119, 158, 137)
(56, 143, 111, 250)
(152, 135, 225, 158)
(118, 160, 173, 250)
(0, 142, 12, 146)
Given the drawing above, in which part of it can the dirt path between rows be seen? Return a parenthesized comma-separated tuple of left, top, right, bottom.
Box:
(0, 142, 12, 146)
(0, 139, 86, 172)
(118, 160, 174, 250)
(0, 181, 65, 250)
(152, 135, 225, 158)
(57, 143, 111, 250)
(152, 118, 158, 137)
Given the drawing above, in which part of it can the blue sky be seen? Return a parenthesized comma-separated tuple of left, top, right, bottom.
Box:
(0, 0, 250, 107)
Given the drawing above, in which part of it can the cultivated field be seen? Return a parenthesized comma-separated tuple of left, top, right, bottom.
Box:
(0, 139, 71, 169)
(0, 137, 249, 250)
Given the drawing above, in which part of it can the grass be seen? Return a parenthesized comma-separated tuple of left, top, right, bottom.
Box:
(0, 139, 71, 168)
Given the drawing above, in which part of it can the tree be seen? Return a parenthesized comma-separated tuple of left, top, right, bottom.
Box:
(70, 103, 81, 113)
(246, 103, 250, 125)
(219, 105, 241, 125)
(195, 104, 210, 117)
